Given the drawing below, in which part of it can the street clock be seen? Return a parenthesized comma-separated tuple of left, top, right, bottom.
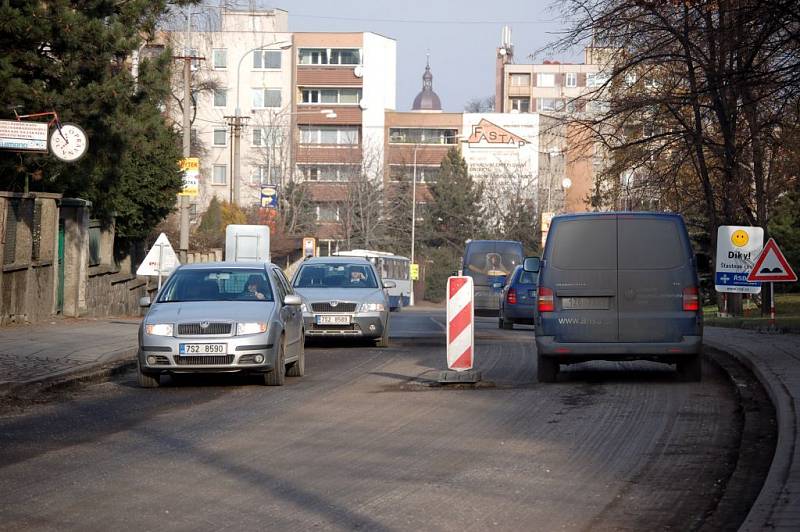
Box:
(49, 123, 88, 162)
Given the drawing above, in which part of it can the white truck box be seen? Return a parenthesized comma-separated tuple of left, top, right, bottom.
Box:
(225, 225, 270, 262)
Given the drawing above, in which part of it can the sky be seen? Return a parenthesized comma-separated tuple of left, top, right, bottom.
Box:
(278, 0, 574, 112)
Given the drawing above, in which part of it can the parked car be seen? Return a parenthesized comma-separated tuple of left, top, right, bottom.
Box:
(137, 261, 304, 388)
(529, 212, 703, 383)
(292, 256, 393, 347)
(498, 265, 538, 329)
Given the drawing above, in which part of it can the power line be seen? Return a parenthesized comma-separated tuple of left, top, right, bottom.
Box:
(289, 13, 560, 25)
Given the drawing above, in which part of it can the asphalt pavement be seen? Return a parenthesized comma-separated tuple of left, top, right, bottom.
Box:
(0, 312, 797, 530)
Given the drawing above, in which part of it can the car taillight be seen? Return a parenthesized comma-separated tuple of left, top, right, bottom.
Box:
(507, 288, 517, 305)
(538, 287, 554, 312)
(683, 287, 699, 311)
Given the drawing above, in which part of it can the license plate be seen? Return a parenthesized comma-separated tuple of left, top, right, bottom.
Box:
(529, 289, 537, 298)
(561, 297, 609, 310)
(317, 315, 351, 325)
(179, 343, 227, 355)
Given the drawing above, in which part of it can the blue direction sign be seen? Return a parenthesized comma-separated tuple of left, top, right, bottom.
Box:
(715, 271, 760, 291)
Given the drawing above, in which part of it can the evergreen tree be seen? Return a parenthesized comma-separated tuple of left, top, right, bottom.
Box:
(0, 1, 192, 239)
(421, 147, 484, 253)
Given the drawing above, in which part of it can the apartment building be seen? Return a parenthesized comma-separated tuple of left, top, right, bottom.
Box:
(293, 32, 396, 249)
(494, 27, 605, 217)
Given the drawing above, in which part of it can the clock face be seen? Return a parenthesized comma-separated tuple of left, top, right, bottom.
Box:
(49, 124, 88, 162)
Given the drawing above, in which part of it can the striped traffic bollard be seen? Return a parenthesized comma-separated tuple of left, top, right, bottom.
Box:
(446, 275, 474, 371)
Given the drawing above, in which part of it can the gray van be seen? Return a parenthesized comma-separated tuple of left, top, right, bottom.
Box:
(526, 212, 703, 382)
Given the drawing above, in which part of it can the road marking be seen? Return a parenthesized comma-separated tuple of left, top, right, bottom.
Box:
(429, 317, 446, 331)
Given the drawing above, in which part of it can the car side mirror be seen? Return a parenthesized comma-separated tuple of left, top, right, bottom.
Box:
(523, 257, 540, 273)
(139, 296, 152, 307)
(492, 282, 503, 289)
(383, 280, 396, 289)
(284, 294, 302, 306)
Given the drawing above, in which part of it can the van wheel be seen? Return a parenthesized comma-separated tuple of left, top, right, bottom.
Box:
(502, 317, 514, 330)
(537, 354, 558, 383)
(287, 334, 305, 377)
(264, 339, 286, 386)
(137, 360, 160, 388)
(677, 355, 702, 382)
(498, 316, 505, 329)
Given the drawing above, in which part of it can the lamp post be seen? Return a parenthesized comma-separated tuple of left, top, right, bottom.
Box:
(410, 143, 419, 306)
(228, 40, 293, 206)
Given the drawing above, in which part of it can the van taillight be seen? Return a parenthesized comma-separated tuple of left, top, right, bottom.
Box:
(507, 288, 517, 305)
(538, 287, 554, 312)
(683, 287, 699, 311)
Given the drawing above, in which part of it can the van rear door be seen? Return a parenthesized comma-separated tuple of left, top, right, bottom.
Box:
(617, 216, 691, 342)
(545, 216, 619, 342)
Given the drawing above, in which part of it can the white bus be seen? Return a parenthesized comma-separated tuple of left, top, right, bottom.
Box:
(333, 250, 411, 311)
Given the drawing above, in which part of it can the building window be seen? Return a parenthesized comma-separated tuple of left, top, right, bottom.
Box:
(212, 49, 227, 69)
(299, 126, 359, 145)
(213, 89, 227, 107)
(213, 128, 227, 146)
(537, 73, 556, 87)
(510, 73, 530, 87)
(301, 88, 362, 105)
(316, 204, 340, 222)
(300, 164, 360, 182)
(212, 165, 227, 185)
(252, 127, 284, 147)
(252, 88, 282, 108)
(253, 50, 281, 69)
(510, 97, 530, 113)
(565, 72, 577, 87)
(252, 164, 281, 185)
(388, 128, 459, 144)
(389, 165, 438, 183)
(299, 48, 361, 65)
(538, 98, 564, 112)
(587, 73, 609, 87)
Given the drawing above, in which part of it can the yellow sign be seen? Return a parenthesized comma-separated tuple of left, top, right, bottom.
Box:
(178, 157, 200, 196)
(410, 263, 419, 281)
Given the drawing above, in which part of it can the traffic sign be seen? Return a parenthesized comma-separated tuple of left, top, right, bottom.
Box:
(446, 276, 474, 371)
(747, 238, 797, 282)
(715, 225, 763, 293)
(410, 263, 419, 281)
(137, 233, 180, 278)
(303, 237, 316, 258)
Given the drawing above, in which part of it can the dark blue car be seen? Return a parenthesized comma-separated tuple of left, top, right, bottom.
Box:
(498, 265, 537, 330)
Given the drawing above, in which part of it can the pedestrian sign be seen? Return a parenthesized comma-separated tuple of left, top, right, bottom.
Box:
(747, 238, 797, 282)
(715, 225, 763, 293)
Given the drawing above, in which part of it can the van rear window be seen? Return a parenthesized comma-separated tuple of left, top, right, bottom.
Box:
(618, 218, 685, 269)
(550, 218, 617, 270)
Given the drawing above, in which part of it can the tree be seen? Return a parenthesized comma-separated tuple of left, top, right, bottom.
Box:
(553, 0, 800, 314)
(464, 96, 495, 113)
(421, 147, 484, 253)
(0, 1, 194, 240)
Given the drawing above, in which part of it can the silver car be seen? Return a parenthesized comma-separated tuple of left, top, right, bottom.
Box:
(137, 261, 304, 387)
(292, 257, 393, 347)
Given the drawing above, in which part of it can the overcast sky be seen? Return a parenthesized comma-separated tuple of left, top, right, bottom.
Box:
(279, 0, 573, 112)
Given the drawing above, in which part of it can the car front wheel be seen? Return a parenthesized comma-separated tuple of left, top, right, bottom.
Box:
(137, 359, 160, 388)
(264, 338, 286, 386)
(287, 333, 305, 377)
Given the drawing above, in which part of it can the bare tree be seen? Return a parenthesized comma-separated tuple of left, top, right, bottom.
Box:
(464, 95, 495, 113)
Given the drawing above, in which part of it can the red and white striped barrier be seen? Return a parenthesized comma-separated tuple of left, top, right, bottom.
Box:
(446, 276, 474, 371)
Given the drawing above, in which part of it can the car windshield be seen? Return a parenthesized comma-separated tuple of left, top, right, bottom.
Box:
(294, 263, 379, 289)
(157, 269, 274, 302)
(464, 242, 523, 285)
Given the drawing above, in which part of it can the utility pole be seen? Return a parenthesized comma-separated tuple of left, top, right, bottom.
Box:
(175, 11, 203, 262)
(223, 114, 249, 205)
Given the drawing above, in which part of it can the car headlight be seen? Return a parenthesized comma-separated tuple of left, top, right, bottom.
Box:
(359, 302, 385, 312)
(301, 303, 309, 313)
(145, 323, 173, 336)
(237, 322, 268, 335)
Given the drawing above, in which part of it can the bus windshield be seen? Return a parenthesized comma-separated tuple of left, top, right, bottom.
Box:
(463, 241, 523, 285)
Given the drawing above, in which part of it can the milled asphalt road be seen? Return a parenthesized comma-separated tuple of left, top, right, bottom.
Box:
(0, 310, 767, 531)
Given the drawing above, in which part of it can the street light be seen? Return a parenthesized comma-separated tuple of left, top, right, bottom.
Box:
(229, 40, 293, 206)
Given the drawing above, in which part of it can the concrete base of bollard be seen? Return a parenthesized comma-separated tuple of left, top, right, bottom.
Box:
(438, 370, 482, 384)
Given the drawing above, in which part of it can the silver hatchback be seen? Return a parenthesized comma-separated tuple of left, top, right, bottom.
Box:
(137, 261, 304, 387)
(292, 257, 393, 347)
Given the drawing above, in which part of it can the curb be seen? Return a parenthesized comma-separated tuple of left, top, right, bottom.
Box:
(705, 338, 794, 531)
(0, 348, 138, 402)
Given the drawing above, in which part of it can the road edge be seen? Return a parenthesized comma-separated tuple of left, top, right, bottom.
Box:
(704, 339, 794, 532)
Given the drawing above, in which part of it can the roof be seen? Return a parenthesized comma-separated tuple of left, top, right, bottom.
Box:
(301, 256, 371, 265)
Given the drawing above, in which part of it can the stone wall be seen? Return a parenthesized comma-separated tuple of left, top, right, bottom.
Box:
(85, 266, 149, 318)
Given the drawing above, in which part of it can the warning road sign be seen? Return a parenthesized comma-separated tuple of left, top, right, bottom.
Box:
(747, 238, 797, 282)
(137, 233, 180, 277)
